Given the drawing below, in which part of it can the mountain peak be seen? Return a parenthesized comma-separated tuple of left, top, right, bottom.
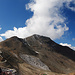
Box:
(32, 34, 50, 38)
(0, 34, 75, 75)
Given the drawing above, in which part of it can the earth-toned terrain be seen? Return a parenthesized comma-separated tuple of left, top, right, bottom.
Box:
(0, 34, 75, 75)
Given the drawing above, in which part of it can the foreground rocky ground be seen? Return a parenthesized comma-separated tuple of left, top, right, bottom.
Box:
(19, 63, 75, 75)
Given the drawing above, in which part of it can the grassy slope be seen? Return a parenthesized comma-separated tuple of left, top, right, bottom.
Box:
(19, 63, 75, 75)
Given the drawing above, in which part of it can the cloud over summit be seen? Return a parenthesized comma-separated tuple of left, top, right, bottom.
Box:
(60, 43, 75, 50)
(0, 37, 3, 42)
(1, 0, 75, 40)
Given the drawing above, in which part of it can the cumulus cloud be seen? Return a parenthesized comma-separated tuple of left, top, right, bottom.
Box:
(66, 0, 75, 11)
(1, 0, 75, 39)
(0, 37, 3, 42)
(1, 27, 31, 38)
(72, 38, 75, 41)
(0, 27, 2, 30)
(0, 26, 3, 42)
(60, 43, 75, 50)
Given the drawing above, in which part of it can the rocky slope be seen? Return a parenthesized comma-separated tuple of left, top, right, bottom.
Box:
(0, 34, 75, 75)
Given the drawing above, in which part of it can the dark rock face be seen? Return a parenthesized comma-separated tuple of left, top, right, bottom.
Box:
(0, 68, 2, 73)
(26, 34, 75, 60)
(0, 34, 75, 74)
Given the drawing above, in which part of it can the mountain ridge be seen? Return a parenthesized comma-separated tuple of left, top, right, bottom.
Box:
(0, 34, 75, 75)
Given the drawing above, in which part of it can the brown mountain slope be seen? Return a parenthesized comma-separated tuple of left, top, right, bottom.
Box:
(0, 36, 37, 74)
(0, 34, 75, 75)
(26, 34, 75, 73)
(0, 36, 37, 55)
(26, 34, 75, 61)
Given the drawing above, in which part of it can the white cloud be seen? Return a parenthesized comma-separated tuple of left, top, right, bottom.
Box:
(0, 37, 3, 42)
(0, 28, 1, 30)
(0, 25, 2, 30)
(72, 38, 75, 41)
(66, 0, 75, 11)
(60, 43, 75, 50)
(1, 27, 31, 38)
(60, 43, 71, 47)
(1, 0, 75, 39)
(0, 26, 2, 42)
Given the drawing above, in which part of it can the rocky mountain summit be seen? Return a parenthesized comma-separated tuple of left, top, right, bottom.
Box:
(0, 34, 75, 75)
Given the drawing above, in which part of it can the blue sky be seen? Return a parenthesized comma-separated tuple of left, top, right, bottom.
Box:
(0, 0, 75, 50)
(0, 0, 31, 33)
(55, 7, 75, 46)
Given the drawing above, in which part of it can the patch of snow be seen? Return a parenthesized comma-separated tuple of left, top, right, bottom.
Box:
(34, 34, 40, 38)
(32, 36, 35, 40)
(0, 55, 3, 58)
(35, 51, 39, 54)
(13, 53, 18, 58)
(32, 35, 39, 41)
(20, 54, 50, 71)
(40, 42, 42, 44)
(24, 38, 30, 46)
(23, 39, 28, 45)
(39, 41, 42, 45)
(0, 50, 2, 53)
(0, 60, 7, 63)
